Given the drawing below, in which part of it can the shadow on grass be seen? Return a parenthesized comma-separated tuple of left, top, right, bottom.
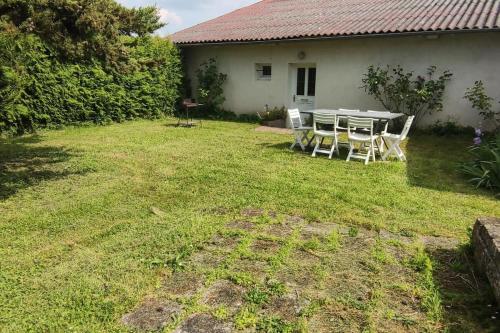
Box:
(430, 246, 499, 332)
(404, 133, 495, 197)
(0, 135, 86, 200)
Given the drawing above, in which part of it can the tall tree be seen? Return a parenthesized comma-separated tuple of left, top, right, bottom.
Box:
(0, 0, 164, 65)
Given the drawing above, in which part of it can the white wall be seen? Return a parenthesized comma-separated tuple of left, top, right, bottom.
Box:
(183, 32, 500, 127)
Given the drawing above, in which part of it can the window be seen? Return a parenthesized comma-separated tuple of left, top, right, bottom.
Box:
(256, 64, 272, 80)
(296, 68, 306, 95)
(307, 68, 316, 96)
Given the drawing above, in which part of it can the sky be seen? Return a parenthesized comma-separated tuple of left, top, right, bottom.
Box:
(116, 0, 260, 35)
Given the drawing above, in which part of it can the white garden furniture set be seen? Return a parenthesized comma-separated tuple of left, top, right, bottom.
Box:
(287, 108, 414, 165)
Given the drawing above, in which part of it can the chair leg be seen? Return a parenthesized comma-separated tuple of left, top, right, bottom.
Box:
(334, 135, 340, 156)
(312, 136, 321, 157)
(346, 142, 354, 162)
(329, 139, 336, 159)
(395, 145, 406, 161)
(370, 142, 376, 162)
(382, 140, 398, 161)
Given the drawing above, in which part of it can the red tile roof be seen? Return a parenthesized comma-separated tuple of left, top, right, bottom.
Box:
(172, 0, 500, 44)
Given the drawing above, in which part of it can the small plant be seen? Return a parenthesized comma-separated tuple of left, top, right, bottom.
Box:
(212, 306, 229, 320)
(235, 306, 258, 329)
(326, 230, 342, 252)
(196, 58, 227, 115)
(459, 133, 500, 196)
(266, 278, 287, 296)
(464, 81, 499, 130)
(256, 316, 294, 333)
(301, 238, 321, 251)
(257, 106, 286, 122)
(361, 65, 452, 126)
(245, 287, 270, 305)
(348, 226, 359, 237)
(428, 120, 475, 136)
(406, 245, 443, 321)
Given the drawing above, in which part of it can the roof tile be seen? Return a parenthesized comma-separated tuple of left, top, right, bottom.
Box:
(172, 0, 500, 44)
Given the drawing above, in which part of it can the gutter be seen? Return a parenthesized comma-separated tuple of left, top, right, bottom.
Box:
(174, 28, 500, 47)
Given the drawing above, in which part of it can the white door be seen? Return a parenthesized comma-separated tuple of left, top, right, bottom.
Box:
(290, 65, 316, 112)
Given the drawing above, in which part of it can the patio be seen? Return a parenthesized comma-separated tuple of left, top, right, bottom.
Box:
(1, 119, 499, 332)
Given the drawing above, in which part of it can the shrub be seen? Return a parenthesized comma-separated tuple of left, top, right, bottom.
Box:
(361, 65, 452, 126)
(427, 121, 475, 136)
(459, 133, 500, 196)
(257, 106, 286, 122)
(196, 58, 227, 116)
(464, 81, 499, 131)
(0, 33, 182, 135)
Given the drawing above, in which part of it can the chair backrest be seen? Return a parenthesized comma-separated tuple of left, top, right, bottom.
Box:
(367, 110, 391, 133)
(287, 108, 302, 129)
(347, 117, 374, 135)
(400, 116, 415, 140)
(367, 110, 390, 114)
(313, 112, 336, 133)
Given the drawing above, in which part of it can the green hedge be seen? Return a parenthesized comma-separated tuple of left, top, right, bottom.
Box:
(0, 33, 182, 135)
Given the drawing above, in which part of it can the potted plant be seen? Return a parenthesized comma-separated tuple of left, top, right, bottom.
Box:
(257, 106, 286, 128)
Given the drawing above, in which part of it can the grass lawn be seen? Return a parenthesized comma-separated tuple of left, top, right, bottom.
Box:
(1, 119, 499, 332)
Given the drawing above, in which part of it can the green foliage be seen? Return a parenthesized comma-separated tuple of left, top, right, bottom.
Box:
(348, 226, 359, 237)
(245, 287, 270, 305)
(361, 65, 453, 126)
(459, 134, 500, 196)
(196, 58, 227, 115)
(0, 0, 164, 65)
(427, 120, 475, 136)
(256, 316, 294, 333)
(257, 106, 286, 122)
(235, 307, 259, 329)
(0, 33, 182, 135)
(405, 246, 443, 321)
(464, 81, 500, 129)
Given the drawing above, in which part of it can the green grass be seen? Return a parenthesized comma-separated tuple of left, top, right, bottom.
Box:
(0, 119, 499, 332)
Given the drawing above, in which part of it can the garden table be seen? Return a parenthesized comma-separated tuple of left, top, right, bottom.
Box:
(300, 109, 404, 133)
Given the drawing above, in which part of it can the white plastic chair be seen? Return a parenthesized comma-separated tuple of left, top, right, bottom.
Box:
(367, 110, 390, 134)
(366, 110, 391, 153)
(381, 116, 415, 162)
(346, 117, 379, 165)
(337, 108, 360, 132)
(287, 108, 314, 151)
(312, 112, 339, 159)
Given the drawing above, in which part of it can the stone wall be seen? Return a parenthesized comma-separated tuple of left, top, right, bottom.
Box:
(473, 217, 500, 304)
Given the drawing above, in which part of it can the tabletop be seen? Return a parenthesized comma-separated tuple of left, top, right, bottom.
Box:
(301, 109, 404, 121)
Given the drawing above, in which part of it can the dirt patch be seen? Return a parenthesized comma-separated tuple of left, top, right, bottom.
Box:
(226, 219, 255, 232)
(202, 280, 246, 312)
(263, 223, 294, 238)
(378, 230, 414, 244)
(205, 234, 240, 253)
(302, 222, 343, 240)
(122, 299, 182, 331)
(241, 208, 264, 217)
(190, 250, 226, 270)
(232, 258, 269, 282)
(163, 271, 203, 297)
(284, 214, 305, 225)
(250, 239, 281, 256)
(307, 302, 365, 333)
(173, 313, 232, 333)
(420, 235, 460, 250)
(264, 293, 308, 322)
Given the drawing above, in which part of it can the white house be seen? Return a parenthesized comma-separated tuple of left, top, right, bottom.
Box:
(172, 0, 500, 127)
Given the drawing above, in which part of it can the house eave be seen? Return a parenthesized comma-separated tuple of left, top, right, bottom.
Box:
(173, 28, 500, 47)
